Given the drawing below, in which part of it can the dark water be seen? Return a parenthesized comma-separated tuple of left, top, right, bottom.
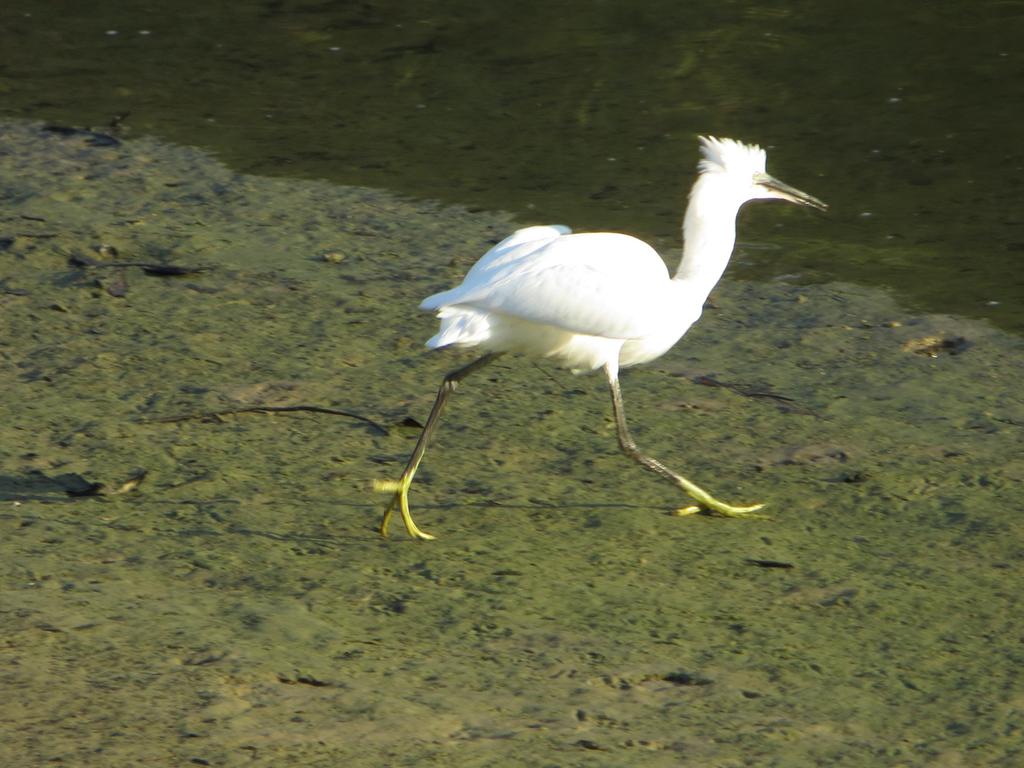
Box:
(2, 0, 1023, 330)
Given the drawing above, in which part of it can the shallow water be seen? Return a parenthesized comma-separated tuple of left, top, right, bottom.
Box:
(2, 1, 1024, 332)
(2, 123, 1022, 766)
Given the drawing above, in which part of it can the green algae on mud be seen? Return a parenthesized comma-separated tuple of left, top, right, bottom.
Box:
(1, 121, 1023, 766)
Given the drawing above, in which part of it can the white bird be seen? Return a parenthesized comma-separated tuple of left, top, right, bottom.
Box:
(376, 136, 826, 540)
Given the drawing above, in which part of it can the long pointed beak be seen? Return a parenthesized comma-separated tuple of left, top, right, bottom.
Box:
(757, 173, 828, 211)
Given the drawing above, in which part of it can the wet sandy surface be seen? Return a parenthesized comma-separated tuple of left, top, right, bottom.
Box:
(2, 122, 1022, 766)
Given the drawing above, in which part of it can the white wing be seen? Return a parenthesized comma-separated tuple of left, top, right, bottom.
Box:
(462, 225, 572, 279)
(422, 227, 672, 340)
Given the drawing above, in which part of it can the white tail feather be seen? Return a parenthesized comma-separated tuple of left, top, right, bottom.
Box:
(426, 307, 492, 349)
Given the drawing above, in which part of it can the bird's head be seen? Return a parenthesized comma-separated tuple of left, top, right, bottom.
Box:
(697, 136, 827, 211)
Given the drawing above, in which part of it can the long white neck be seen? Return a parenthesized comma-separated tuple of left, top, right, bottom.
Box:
(672, 174, 743, 307)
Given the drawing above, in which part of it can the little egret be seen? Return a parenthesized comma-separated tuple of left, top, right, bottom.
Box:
(375, 136, 826, 539)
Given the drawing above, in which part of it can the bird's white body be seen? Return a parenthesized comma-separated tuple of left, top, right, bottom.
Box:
(424, 226, 701, 373)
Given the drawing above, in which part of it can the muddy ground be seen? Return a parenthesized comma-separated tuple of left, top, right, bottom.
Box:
(1, 122, 1021, 766)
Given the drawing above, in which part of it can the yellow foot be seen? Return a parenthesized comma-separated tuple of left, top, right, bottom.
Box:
(665, 472, 769, 519)
(372, 478, 436, 540)
(673, 500, 768, 519)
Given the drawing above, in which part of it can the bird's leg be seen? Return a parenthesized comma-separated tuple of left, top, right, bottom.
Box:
(375, 353, 502, 539)
(606, 368, 766, 518)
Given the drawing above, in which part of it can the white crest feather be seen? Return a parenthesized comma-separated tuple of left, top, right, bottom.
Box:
(697, 136, 767, 176)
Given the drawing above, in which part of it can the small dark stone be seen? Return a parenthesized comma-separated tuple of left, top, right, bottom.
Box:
(744, 558, 795, 569)
(663, 671, 712, 686)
